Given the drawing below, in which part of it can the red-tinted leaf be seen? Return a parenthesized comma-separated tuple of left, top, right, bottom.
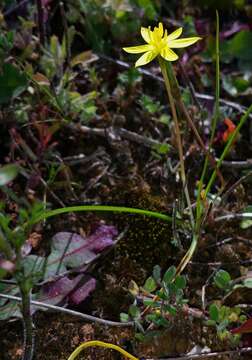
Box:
(231, 318, 252, 334)
(39, 275, 82, 305)
(86, 225, 118, 252)
(69, 278, 96, 305)
(45, 224, 117, 277)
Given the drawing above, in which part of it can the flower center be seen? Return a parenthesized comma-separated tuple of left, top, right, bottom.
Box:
(149, 27, 168, 52)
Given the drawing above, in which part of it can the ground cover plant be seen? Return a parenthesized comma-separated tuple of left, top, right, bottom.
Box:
(1, 0, 252, 359)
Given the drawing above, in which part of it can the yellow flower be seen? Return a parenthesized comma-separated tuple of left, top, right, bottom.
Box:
(123, 22, 201, 67)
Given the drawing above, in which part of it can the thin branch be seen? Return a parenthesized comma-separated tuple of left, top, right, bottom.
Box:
(215, 212, 252, 222)
(0, 293, 134, 327)
(67, 123, 169, 149)
(216, 158, 252, 169)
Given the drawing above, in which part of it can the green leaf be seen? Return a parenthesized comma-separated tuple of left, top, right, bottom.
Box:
(0, 63, 28, 104)
(214, 270, 231, 289)
(174, 275, 186, 289)
(139, 94, 161, 114)
(229, 31, 252, 61)
(143, 299, 155, 307)
(129, 305, 140, 319)
(240, 219, 252, 229)
(0, 164, 19, 186)
(0, 302, 21, 321)
(243, 278, 252, 288)
(143, 276, 157, 293)
(163, 266, 176, 284)
(209, 303, 219, 322)
(164, 304, 177, 316)
(152, 143, 170, 155)
(135, 333, 145, 341)
(152, 265, 161, 283)
(120, 312, 129, 322)
(206, 319, 216, 326)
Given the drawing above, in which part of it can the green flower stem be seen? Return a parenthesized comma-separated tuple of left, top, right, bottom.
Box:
(166, 62, 224, 186)
(30, 205, 173, 226)
(158, 57, 194, 228)
(210, 11, 220, 148)
(196, 11, 220, 224)
(196, 11, 220, 222)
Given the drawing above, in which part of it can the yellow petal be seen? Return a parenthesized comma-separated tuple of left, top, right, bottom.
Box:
(141, 27, 151, 43)
(135, 50, 157, 67)
(167, 27, 183, 41)
(123, 44, 152, 54)
(169, 37, 202, 48)
(156, 22, 163, 37)
(160, 46, 178, 61)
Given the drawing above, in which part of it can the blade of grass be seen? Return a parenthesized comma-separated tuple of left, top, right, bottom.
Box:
(28, 205, 173, 226)
(196, 10, 220, 224)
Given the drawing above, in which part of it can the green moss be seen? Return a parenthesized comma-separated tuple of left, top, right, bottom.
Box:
(112, 186, 173, 272)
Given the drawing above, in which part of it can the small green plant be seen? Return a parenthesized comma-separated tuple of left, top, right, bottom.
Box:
(139, 94, 163, 114)
(207, 303, 245, 344)
(214, 269, 233, 291)
(121, 265, 187, 331)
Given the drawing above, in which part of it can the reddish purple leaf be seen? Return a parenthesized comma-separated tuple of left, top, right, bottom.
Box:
(45, 224, 117, 276)
(35, 224, 117, 309)
(231, 318, 252, 334)
(69, 278, 96, 305)
(39, 275, 82, 305)
(87, 225, 118, 252)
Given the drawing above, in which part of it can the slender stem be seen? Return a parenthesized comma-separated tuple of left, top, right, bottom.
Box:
(175, 233, 198, 275)
(159, 57, 194, 228)
(210, 11, 220, 148)
(28, 205, 173, 227)
(20, 287, 35, 360)
(166, 61, 224, 186)
(196, 11, 220, 224)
